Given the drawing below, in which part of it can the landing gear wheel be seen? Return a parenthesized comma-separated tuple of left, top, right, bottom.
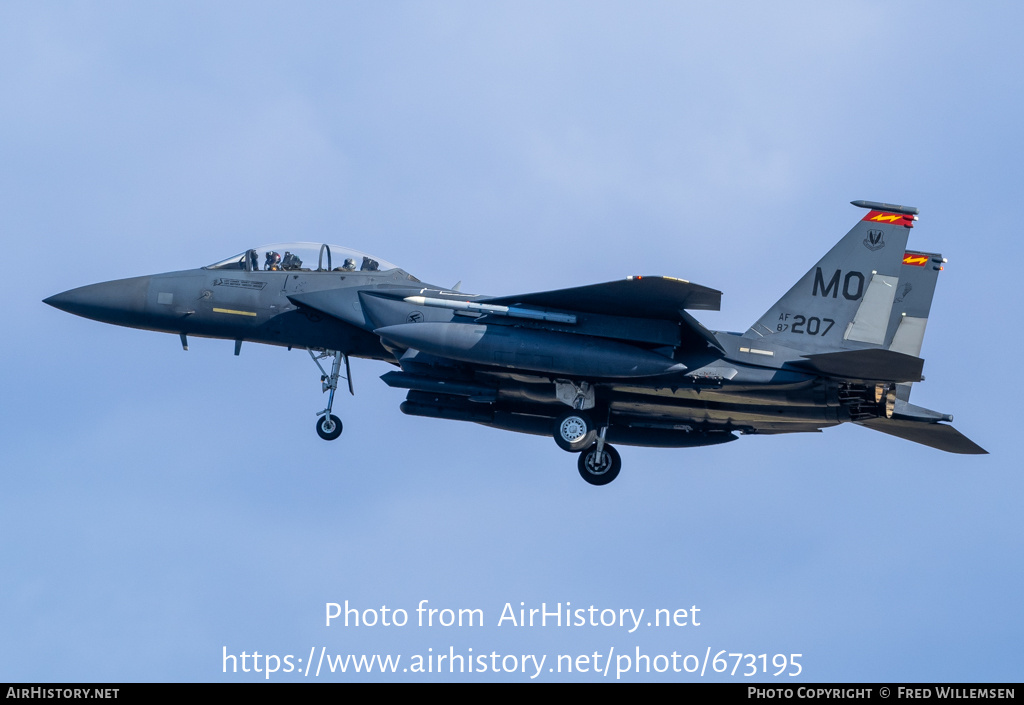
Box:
(577, 443, 621, 486)
(553, 410, 597, 452)
(316, 415, 343, 441)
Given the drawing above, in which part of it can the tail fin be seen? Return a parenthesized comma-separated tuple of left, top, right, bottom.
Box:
(746, 201, 928, 354)
(885, 248, 943, 358)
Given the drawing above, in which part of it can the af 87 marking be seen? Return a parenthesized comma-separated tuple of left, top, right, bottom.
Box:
(777, 314, 835, 335)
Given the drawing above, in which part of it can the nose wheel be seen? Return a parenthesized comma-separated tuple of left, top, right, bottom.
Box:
(309, 349, 352, 441)
(317, 414, 343, 440)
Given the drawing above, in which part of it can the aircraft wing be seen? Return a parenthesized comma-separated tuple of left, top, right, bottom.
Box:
(480, 276, 722, 318)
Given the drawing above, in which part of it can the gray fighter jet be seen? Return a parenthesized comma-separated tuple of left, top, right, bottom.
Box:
(45, 200, 985, 485)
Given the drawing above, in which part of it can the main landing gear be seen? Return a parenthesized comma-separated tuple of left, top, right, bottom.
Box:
(309, 349, 352, 441)
(578, 441, 621, 486)
(557, 416, 618, 487)
(554, 410, 597, 452)
(570, 421, 621, 486)
(551, 384, 622, 485)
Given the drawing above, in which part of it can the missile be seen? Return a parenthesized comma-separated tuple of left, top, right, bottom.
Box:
(402, 295, 577, 324)
(375, 322, 686, 378)
(850, 200, 920, 216)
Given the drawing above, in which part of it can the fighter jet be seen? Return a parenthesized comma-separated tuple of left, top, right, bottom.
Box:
(45, 200, 986, 485)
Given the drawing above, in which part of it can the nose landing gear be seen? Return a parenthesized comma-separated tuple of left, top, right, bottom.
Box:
(309, 349, 352, 441)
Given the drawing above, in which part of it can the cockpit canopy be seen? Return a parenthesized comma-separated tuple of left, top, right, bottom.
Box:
(205, 243, 400, 273)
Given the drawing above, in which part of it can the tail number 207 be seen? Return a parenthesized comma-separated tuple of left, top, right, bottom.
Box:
(778, 315, 836, 335)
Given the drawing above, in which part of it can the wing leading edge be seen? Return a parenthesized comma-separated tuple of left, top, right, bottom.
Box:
(481, 276, 722, 318)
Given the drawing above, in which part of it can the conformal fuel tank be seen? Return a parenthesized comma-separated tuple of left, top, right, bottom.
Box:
(375, 322, 686, 378)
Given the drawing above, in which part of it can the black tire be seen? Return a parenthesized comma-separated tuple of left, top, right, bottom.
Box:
(316, 415, 343, 441)
(577, 444, 621, 486)
(553, 410, 597, 452)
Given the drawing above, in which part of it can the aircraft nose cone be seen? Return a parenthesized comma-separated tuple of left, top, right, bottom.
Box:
(42, 290, 87, 314)
(44, 276, 151, 325)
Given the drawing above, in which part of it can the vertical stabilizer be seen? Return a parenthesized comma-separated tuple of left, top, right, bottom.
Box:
(886, 249, 943, 358)
(886, 248, 945, 403)
(746, 201, 919, 354)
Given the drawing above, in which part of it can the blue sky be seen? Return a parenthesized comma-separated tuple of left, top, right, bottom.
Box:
(2, 1, 1021, 682)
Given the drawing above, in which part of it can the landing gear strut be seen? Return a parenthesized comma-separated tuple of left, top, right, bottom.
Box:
(309, 349, 352, 441)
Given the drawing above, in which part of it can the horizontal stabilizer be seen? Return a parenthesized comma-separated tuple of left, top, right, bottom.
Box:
(482, 276, 722, 319)
(793, 348, 924, 383)
(856, 418, 987, 454)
